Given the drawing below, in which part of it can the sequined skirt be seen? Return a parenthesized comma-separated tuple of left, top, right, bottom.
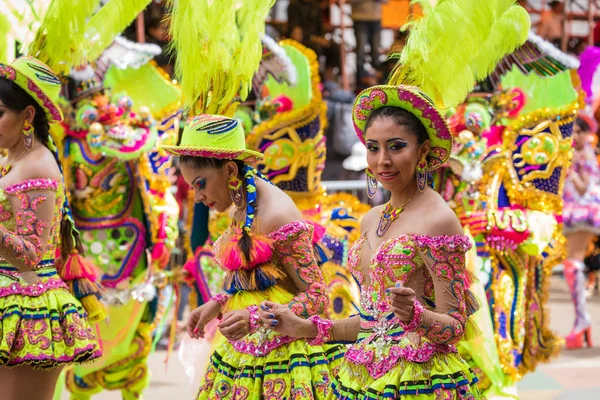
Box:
(0, 262, 101, 369)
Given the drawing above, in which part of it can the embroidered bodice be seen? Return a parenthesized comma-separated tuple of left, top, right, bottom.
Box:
(345, 234, 477, 379)
(0, 179, 62, 269)
(213, 220, 328, 318)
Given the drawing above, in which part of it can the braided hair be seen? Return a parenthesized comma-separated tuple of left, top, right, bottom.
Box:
(180, 156, 271, 263)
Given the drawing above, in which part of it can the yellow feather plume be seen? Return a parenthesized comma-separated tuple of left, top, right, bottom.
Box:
(29, 0, 151, 74)
(29, 0, 100, 73)
(167, 0, 275, 116)
(389, 0, 530, 108)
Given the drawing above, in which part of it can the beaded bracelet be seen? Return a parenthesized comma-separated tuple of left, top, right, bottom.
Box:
(307, 315, 333, 346)
(210, 292, 230, 307)
(247, 305, 261, 334)
(399, 299, 424, 332)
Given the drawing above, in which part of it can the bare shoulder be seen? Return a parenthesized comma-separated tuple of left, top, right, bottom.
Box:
(417, 190, 464, 237)
(257, 182, 303, 234)
(22, 146, 62, 182)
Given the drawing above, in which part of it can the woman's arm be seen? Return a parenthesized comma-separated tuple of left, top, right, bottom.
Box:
(259, 301, 361, 342)
(270, 221, 329, 318)
(0, 181, 58, 271)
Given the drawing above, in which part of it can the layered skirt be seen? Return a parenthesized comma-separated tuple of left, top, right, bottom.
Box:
(197, 286, 345, 400)
(329, 332, 481, 400)
(0, 262, 101, 369)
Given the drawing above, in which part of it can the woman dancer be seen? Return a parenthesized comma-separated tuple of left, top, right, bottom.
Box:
(259, 88, 482, 399)
(162, 114, 344, 399)
(0, 57, 101, 399)
(257, 0, 531, 396)
(562, 114, 600, 349)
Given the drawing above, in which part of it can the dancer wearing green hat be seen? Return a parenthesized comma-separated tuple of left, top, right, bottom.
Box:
(0, 57, 101, 400)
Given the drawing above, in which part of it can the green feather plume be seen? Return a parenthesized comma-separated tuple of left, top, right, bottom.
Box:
(30, 0, 151, 74)
(79, 0, 152, 65)
(389, 0, 530, 108)
(167, 0, 275, 116)
(29, 0, 100, 73)
(0, 12, 11, 62)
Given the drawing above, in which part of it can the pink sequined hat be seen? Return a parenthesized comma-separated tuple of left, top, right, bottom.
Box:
(352, 84, 452, 171)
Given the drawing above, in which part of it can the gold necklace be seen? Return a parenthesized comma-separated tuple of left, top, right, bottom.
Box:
(376, 190, 419, 237)
(0, 151, 29, 178)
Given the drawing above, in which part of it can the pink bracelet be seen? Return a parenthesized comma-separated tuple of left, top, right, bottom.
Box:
(307, 315, 333, 346)
(399, 299, 424, 332)
(247, 305, 261, 334)
(211, 293, 230, 307)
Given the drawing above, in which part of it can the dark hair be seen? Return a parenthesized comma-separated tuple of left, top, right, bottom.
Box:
(575, 117, 591, 133)
(0, 77, 82, 258)
(180, 156, 255, 263)
(365, 106, 429, 145)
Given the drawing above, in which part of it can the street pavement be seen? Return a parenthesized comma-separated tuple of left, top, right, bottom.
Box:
(63, 276, 600, 399)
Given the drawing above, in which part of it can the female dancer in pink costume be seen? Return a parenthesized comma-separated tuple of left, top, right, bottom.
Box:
(562, 114, 600, 349)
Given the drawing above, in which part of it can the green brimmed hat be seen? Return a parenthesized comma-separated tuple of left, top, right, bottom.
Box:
(0, 56, 64, 122)
(352, 84, 452, 171)
(161, 114, 263, 161)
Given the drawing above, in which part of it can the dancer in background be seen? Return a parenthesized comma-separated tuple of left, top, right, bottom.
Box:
(0, 57, 101, 400)
(563, 114, 600, 349)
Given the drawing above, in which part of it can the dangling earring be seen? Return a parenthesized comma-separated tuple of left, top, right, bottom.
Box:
(416, 158, 428, 192)
(22, 120, 34, 150)
(366, 168, 378, 199)
(228, 175, 245, 209)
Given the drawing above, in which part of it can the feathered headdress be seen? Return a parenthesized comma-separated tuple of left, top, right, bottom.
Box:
(166, 0, 276, 116)
(29, 0, 152, 74)
(353, 0, 530, 172)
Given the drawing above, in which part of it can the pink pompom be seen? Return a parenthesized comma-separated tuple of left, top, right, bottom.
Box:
(274, 95, 293, 112)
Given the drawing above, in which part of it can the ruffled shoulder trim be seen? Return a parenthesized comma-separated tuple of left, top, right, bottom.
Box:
(2, 178, 59, 194)
(412, 235, 472, 252)
(268, 220, 315, 242)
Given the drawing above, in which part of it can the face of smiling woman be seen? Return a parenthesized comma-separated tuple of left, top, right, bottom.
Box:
(365, 115, 429, 198)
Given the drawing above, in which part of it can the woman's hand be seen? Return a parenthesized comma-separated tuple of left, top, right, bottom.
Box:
(186, 300, 221, 339)
(388, 286, 417, 323)
(218, 309, 250, 341)
(258, 301, 317, 339)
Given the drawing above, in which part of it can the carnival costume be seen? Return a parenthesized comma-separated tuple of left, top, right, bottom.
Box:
(178, 37, 364, 322)
(0, 57, 101, 369)
(162, 0, 348, 395)
(437, 32, 581, 397)
(163, 114, 345, 399)
(50, 47, 180, 399)
(273, 1, 529, 399)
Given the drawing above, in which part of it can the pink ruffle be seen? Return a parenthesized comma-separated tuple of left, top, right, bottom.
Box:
(230, 334, 297, 357)
(345, 340, 457, 379)
(0, 277, 68, 298)
(268, 220, 313, 242)
(3, 178, 59, 194)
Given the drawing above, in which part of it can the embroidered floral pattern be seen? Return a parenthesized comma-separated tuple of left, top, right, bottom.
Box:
(270, 221, 328, 318)
(0, 177, 101, 369)
(344, 234, 476, 379)
(247, 305, 261, 334)
(0, 179, 58, 270)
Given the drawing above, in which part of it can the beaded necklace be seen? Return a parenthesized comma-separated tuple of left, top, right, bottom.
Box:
(0, 150, 29, 179)
(376, 190, 419, 237)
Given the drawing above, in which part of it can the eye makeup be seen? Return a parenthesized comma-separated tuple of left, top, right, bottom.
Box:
(387, 139, 407, 150)
(192, 177, 206, 190)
